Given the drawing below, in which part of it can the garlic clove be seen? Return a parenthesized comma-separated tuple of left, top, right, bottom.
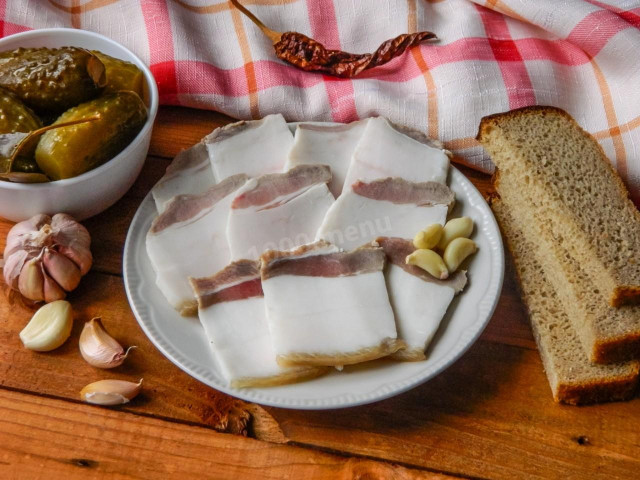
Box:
(3, 250, 28, 289)
(80, 379, 143, 406)
(57, 244, 93, 275)
(18, 257, 45, 301)
(41, 264, 66, 303)
(43, 247, 81, 291)
(79, 318, 135, 369)
(19, 300, 73, 351)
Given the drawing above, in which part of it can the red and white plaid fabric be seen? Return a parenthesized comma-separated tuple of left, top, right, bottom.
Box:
(2, 0, 639, 201)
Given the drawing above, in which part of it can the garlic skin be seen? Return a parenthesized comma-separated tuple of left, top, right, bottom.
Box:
(2, 213, 92, 302)
(19, 300, 73, 351)
(41, 264, 66, 303)
(79, 318, 135, 369)
(43, 247, 81, 291)
(80, 379, 143, 406)
(3, 249, 27, 289)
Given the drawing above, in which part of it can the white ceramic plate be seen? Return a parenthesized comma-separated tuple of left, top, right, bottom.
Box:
(124, 148, 504, 410)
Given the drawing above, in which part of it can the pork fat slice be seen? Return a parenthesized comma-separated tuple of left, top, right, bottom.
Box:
(317, 178, 454, 250)
(227, 165, 334, 260)
(261, 242, 404, 367)
(205, 114, 293, 182)
(342, 117, 450, 190)
(190, 260, 325, 388)
(151, 142, 215, 213)
(377, 237, 467, 360)
(146, 174, 249, 316)
(286, 120, 368, 197)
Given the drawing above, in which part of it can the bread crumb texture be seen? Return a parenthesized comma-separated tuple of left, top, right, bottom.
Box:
(478, 106, 640, 307)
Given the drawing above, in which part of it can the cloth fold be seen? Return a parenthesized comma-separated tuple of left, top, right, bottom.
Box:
(1, 0, 639, 199)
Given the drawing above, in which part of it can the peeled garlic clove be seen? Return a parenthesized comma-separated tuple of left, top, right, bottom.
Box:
(443, 237, 477, 272)
(57, 244, 93, 275)
(80, 379, 143, 406)
(406, 249, 449, 280)
(43, 247, 81, 291)
(413, 224, 443, 250)
(19, 300, 73, 351)
(437, 217, 474, 251)
(80, 318, 135, 369)
(18, 257, 45, 301)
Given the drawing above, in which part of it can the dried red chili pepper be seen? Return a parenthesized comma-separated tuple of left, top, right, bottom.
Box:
(230, 0, 437, 78)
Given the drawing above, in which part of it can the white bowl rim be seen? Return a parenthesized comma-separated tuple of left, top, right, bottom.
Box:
(0, 27, 159, 190)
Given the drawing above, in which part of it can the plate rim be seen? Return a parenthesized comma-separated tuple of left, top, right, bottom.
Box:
(124, 137, 505, 410)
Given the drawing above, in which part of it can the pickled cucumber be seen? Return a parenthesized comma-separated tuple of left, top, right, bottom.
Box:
(0, 89, 42, 172)
(0, 87, 42, 133)
(0, 47, 106, 113)
(35, 91, 147, 180)
(91, 51, 144, 97)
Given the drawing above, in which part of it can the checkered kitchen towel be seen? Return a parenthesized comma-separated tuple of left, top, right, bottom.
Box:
(2, 0, 639, 200)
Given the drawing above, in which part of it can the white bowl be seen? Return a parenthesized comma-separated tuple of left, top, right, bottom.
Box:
(0, 28, 159, 222)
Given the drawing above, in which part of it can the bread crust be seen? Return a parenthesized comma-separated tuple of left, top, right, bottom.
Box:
(612, 286, 640, 308)
(553, 366, 640, 405)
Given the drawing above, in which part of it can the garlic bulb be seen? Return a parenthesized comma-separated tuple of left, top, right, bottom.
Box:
(19, 300, 73, 351)
(79, 318, 135, 369)
(2, 213, 92, 302)
(80, 379, 143, 406)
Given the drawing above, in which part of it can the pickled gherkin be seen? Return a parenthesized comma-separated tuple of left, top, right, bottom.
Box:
(0, 47, 106, 113)
(91, 51, 144, 97)
(35, 91, 147, 180)
(0, 88, 42, 173)
(0, 87, 42, 134)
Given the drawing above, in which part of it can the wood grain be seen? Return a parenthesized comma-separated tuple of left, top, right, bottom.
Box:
(0, 271, 251, 434)
(0, 389, 449, 480)
(149, 106, 233, 160)
(263, 340, 640, 479)
(1, 106, 639, 480)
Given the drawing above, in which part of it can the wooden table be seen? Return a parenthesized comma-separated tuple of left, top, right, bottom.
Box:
(1, 107, 638, 480)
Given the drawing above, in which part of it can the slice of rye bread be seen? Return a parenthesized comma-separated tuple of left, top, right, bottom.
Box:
(496, 172, 640, 364)
(491, 198, 639, 405)
(477, 106, 640, 307)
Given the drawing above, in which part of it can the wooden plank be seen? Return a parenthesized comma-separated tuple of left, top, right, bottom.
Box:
(479, 254, 536, 350)
(149, 106, 232, 159)
(0, 389, 450, 480)
(3, 105, 637, 480)
(1, 268, 638, 478)
(0, 272, 251, 435)
(260, 340, 640, 480)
